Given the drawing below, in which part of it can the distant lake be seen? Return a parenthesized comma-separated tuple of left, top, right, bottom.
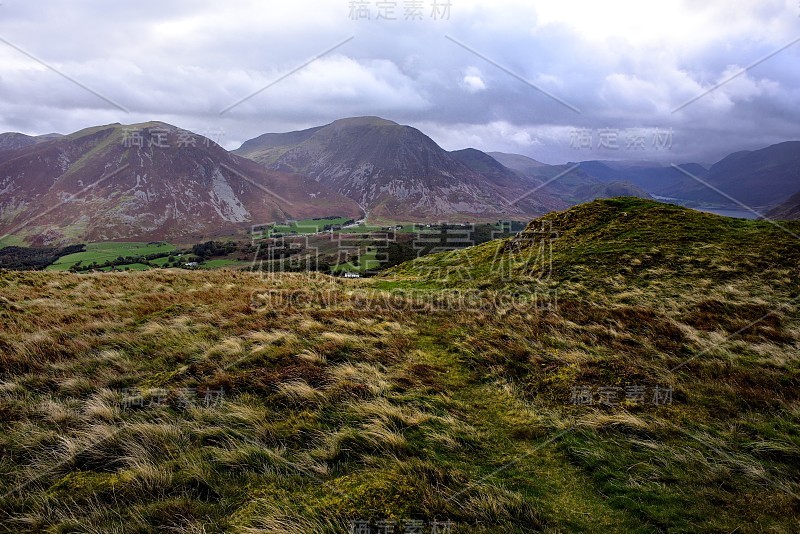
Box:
(651, 196, 763, 220)
(695, 207, 762, 220)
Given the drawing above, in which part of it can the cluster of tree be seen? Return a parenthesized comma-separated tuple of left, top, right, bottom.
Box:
(320, 219, 355, 232)
(400, 223, 518, 258)
(249, 254, 330, 275)
(191, 240, 239, 259)
(384, 241, 419, 269)
(0, 244, 85, 270)
(246, 222, 526, 277)
(154, 254, 202, 269)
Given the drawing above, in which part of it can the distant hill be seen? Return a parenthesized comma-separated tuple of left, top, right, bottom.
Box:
(0, 122, 360, 245)
(567, 141, 800, 207)
(0, 132, 38, 151)
(0, 132, 65, 158)
(448, 148, 568, 212)
(0, 132, 48, 164)
(235, 117, 564, 221)
(388, 196, 800, 294)
(695, 141, 800, 206)
(573, 161, 705, 197)
(767, 189, 800, 220)
(487, 151, 549, 175)
(489, 151, 651, 203)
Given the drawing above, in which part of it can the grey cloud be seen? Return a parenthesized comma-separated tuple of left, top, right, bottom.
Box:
(0, 0, 797, 165)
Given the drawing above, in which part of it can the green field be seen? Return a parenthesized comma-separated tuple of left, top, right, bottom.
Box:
(46, 242, 176, 271)
(267, 217, 355, 236)
(337, 223, 409, 234)
(331, 246, 380, 274)
(41, 241, 244, 272)
(93, 258, 241, 272)
(338, 221, 521, 235)
(0, 234, 27, 249)
(199, 258, 246, 269)
(149, 256, 176, 267)
(262, 218, 419, 236)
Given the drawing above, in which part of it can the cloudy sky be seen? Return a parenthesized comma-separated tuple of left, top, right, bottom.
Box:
(0, 0, 798, 164)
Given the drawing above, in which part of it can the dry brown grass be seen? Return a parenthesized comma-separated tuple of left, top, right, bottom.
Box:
(2, 204, 799, 534)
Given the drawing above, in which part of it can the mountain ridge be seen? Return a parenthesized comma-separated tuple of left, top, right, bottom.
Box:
(0, 122, 360, 245)
(767, 188, 800, 220)
(234, 116, 563, 221)
(2, 116, 798, 244)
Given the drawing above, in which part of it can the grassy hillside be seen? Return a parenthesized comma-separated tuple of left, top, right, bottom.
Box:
(0, 198, 798, 532)
(46, 242, 177, 271)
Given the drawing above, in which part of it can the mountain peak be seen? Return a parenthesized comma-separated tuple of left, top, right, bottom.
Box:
(0, 123, 361, 244)
(234, 117, 564, 220)
(328, 116, 399, 128)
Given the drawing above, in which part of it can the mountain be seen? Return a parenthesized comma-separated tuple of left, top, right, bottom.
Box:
(694, 141, 800, 206)
(234, 117, 563, 221)
(5, 117, 794, 245)
(569, 141, 800, 207)
(447, 148, 567, 211)
(0, 132, 46, 165)
(487, 151, 549, 175)
(0, 122, 360, 245)
(573, 161, 706, 196)
(766, 189, 800, 220)
(0, 132, 38, 151)
(448, 148, 527, 187)
(489, 151, 652, 203)
(0, 132, 66, 162)
(35, 132, 66, 142)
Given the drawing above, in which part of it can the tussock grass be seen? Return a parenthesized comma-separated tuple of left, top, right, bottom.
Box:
(1, 199, 799, 532)
(277, 379, 327, 406)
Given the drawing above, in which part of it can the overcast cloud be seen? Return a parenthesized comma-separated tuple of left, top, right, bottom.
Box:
(0, 0, 798, 164)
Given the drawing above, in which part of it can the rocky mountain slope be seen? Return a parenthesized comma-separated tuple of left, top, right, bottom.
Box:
(235, 117, 564, 221)
(767, 188, 800, 220)
(0, 122, 360, 244)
